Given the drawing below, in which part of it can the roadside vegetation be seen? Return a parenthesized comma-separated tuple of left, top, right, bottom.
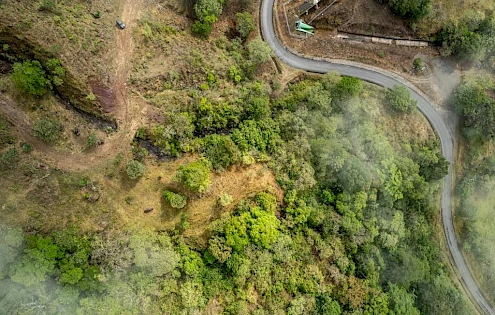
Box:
(453, 72, 495, 306)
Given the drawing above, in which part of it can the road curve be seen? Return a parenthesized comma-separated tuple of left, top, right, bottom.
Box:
(259, 1, 495, 314)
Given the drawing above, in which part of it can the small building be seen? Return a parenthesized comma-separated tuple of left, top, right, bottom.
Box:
(298, 0, 320, 16)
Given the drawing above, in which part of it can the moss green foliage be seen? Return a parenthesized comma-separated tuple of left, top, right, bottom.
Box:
(86, 133, 98, 148)
(163, 190, 187, 209)
(11, 60, 51, 96)
(382, 0, 430, 19)
(33, 118, 62, 142)
(247, 38, 272, 66)
(125, 160, 146, 180)
(192, 0, 224, 37)
(0, 119, 15, 150)
(175, 159, 211, 193)
(386, 85, 417, 112)
(235, 12, 254, 39)
(45, 58, 66, 87)
(1, 53, 469, 313)
(202, 134, 240, 170)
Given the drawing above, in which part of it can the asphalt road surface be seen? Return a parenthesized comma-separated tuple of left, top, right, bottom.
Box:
(259, 1, 495, 314)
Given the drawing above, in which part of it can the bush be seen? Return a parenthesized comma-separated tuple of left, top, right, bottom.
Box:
(86, 133, 98, 148)
(219, 193, 233, 207)
(163, 190, 187, 209)
(192, 15, 217, 37)
(413, 58, 425, 71)
(202, 134, 240, 170)
(0, 147, 19, 169)
(11, 60, 51, 96)
(175, 159, 211, 193)
(33, 118, 62, 142)
(386, 85, 417, 112)
(383, 0, 431, 20)
(126, 160, 146, 179)
(235, 12, 254, 39)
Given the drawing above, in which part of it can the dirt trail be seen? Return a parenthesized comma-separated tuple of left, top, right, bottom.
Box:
(0, 0, 147, 172)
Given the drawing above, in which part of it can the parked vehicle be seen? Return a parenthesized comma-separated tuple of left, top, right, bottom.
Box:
(116, 19, 126, 29)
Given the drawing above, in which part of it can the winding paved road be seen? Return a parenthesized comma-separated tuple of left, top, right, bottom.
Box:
(260, 1, 495, 314)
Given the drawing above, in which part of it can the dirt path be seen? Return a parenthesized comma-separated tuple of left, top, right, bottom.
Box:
(0, 0, 147, 172)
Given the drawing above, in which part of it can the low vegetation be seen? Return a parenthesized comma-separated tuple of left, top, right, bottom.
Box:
(453, 73, 495, 305)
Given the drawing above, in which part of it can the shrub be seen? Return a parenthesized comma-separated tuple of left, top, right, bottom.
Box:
(0, 147, 19, 169)
(386, 85, 417, 112)
(175, 159, 211, 193)
(163, 190, 187, 209)
(11, 60, 51, 96)
(192, 15, 217, 37)
(247, 38, 273, 66)
(235, 12, 254, 39)
(413, 58, 425, 71)
(202, 134, 240, 170)
(219, 193, 233, 207)
(382, 0, 431, 20)
(86, 133, 98, 148)
(33, 118, 62, 142)
(126, 160, 146, 179)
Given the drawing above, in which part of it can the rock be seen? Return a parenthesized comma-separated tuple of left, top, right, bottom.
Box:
(144, 208, 154, 213)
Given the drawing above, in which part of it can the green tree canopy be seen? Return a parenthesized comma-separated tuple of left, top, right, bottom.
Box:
(175, 159, 211, 193)
(235, 12, 254, 39)
(386, 85, 417, 112)
(11, 60, 51, 96)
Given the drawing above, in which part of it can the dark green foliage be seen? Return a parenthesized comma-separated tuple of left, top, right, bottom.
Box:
(45, 58, 66, 87)
(195, 98, 240, 135)
(244, 95, 271, 121)
(315, 294, 342, 314)
(175, 159, 211, 193)
(413, 58, 425, 71)
(235, 12, 254, 39)
(247, 38, 273, 66)
(125, 160, 146, 179)
(223, 195, 280, 251)
(386, 85, 417, 112)
(333, 76, 363, 103)
(143, 112, 195, 157)
(192, 15, 217, 37)
(452, 82, 495, 139)
(9, 230, 99, 289)
(387, 283, 420, 315)
(202, 134, 240, 170)
(33, 118, 62, 142)
(11, 60, 51, 96)
(438, 16, 495, 60)
(231, 119, 281, 153)
(381, 0, 430, 19)
(416, 145, 449, 181)
(192, 0, 224, 37)
(0, 147, 19, 169)
(163, 190, 187, 209)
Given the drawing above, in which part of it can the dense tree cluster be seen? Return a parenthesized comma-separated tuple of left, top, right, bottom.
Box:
(438, 16, 495, 61)
(380, 0, 431, 20)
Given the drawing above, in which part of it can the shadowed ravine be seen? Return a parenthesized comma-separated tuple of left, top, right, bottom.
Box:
(259, 0, 495, 314)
